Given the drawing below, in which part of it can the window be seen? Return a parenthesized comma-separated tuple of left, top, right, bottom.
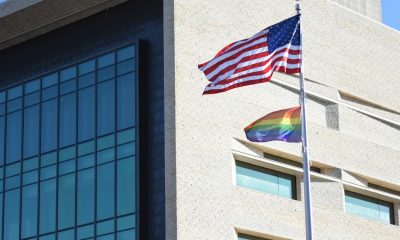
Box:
(345, 191, 394, 224)
(0, 44, 137, 239)
(238, 233, 270, 240)
(236, 161, 296, 200)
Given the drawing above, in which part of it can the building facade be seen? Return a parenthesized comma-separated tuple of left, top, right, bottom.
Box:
(0, 0, 400, 239)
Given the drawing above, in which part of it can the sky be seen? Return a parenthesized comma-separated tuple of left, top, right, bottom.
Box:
(382, 0, 400, 30)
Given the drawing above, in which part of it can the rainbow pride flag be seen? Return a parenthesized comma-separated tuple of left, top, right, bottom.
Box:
(244, 106, 302, 143)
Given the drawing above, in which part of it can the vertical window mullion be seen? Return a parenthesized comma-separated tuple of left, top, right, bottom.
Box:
(1, 90, 7, 240)
(93, 57, 98, 238)
(114, 51, 118, 238)
(18, 85, 25, 240)
(36, 80, 42, 239)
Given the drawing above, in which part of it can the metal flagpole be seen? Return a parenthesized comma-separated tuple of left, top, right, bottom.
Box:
(295, 1, 314, 240)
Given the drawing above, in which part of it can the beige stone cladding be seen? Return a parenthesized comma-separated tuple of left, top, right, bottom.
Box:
(165, 0, 400, 239)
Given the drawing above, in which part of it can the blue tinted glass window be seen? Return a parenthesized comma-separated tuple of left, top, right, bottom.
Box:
(42, 73, 58, 88)
(0, 91, 5, 103)
(24, 91, 40, 107)
(98, 134, 114, 150)
(78, 140, 95, 156)
(22, 184, 38, 238)
(25, 79, 40, 94)
(40, 165, 56, 181)
(98, 80, 115, 136)
(59, 146, 75, 162)
(117, 59, 135, 76)
(60, 93, 76, 147)
(98, 66, 115, 82)
(98, 52, 115, 68)
(236, 162, 296, 199)
(79, 59, 95, 75)
(23, 157, 39, 172)
(77, 224, 94, 239)
(60, 66, 76, 82)
(59, 160, 75, 175)
(117, 229, 135, 240)
(24, 105, 40, 158)
(4, 189, 20, 240)
(78, 72, 95, 89)
(97, 148, 114, 165)
(6, 162, 20, 177)
(60, 79, 77, 95)
(58, 173, 75, 229)
(5, 175, 20, 190)
(58, 229, 74, 240)
(117, 157, 135, 215)
(117, 128, 135, 145)
(41, 151, 56, 167)
(6, 111, 22, 163)
(42, 85, 58, 101)
(0, 117, 4, 165)
(117, 73, 135, 130)
(78, 87, 95, 141)
(23, 170, 38, 185)
(98, 234, 114, 240)
(345, 191, 394, 224)
(78, 168, 95, 225)
(41, 99, 57, 153)
(97, 162, 114, 220)
(117, 46, 135, 62)
(7, 85, 22, 100)
(117, 143, 135, 159)
(40, 179, 56, 234)
(0, 193, 2, 239)
(97, 219, 114, 236)
(7, 98, 22, 112)
(78, 154, 94, 170)
(117, 214, 135, 231)
(0, 103, 4, 115)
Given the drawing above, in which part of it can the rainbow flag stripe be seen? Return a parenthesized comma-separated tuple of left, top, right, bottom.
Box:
(244, 106, 302, 143)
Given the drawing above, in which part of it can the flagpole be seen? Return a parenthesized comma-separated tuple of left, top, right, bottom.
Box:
(296, 1, 314, 240)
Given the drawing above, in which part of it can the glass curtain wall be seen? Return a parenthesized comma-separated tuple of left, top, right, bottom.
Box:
(0, 44, 137, 240)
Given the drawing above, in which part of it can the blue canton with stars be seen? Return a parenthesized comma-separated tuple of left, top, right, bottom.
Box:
(266, 14, 301, 53)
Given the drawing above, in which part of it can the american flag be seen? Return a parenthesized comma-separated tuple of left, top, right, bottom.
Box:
(198, 14, 301, 94)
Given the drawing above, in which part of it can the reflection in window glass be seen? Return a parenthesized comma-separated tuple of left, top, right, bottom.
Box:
(24, 105, 40, 158)
(117, 157, 135, 215)
(6, 111, 22, 163)
(78, 168, 95, 225)
(0, 116, 4, 165)
(117, 73, 135, 130)
(40, 179, 56, 234)
(97, 80, 115, 136)
(0, 44, 137, 239)
(97, 162, 115, 220)
(78, 87, 95, 142)
(58, 173, 75, 230)
(22, 184, 38, 238)
(345, 191, 394, 224)
(60, 93, 76, 147)
(25, 79, 40, 94)
(41, 100, 57, 153)
(236, 161, 296, 199)
(117, 229, 135, 240)
(4, 189, 20, 240)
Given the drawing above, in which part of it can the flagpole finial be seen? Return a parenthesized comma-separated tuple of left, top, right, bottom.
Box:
(295, 0, 302, 14)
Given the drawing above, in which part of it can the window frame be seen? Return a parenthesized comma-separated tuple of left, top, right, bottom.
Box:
(344, 190, 395, 225)
(235, 161, 297, 200)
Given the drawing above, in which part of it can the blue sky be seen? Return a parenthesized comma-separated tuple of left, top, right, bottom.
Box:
(382, 0, 400, 30)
